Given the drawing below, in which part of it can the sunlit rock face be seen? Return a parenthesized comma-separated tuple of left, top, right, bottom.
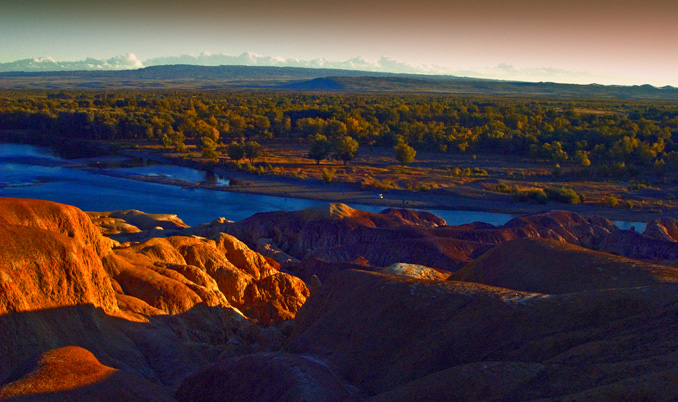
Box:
(0, 197, 309, 400)
(0, 346, 176, 402)
(102, 233, 308, 325)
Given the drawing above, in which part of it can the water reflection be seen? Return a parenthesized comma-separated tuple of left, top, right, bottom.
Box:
(116, 165, 230, 186)
(0, 143, 648, 231)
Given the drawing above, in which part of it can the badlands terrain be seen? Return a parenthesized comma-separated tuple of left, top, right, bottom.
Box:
(2, 197, 678, 401)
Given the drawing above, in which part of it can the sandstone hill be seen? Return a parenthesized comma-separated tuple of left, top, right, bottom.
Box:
(280, 267, 678, 400)
(0, 197, 308, 401)
(4, 197, 678, 400)
(202, 204, 625, 276)
(453, 237, 678, 294)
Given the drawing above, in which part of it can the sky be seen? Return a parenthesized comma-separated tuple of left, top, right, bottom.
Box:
(2, 0, 677, 86)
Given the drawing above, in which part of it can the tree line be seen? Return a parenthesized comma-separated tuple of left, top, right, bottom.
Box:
(2, 91, 678, 174)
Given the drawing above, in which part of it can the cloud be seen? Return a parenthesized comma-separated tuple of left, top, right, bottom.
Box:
(0, 51, 635, 86)
(0, 53, 144, 72)
(452, 64, 617, 85)
(144, 52, 448, 75)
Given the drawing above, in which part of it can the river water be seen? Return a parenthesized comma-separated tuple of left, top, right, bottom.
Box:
(0, 143, 645, 230)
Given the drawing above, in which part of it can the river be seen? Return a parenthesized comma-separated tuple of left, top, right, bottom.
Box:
(0, 143, 645, 231)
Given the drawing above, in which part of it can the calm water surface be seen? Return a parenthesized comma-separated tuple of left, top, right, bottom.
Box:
(0, 143, 645, 231)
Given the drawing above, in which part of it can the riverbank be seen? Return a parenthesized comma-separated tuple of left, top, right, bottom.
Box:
(116, 148, 665, 224)
(1, 131, 668, 224)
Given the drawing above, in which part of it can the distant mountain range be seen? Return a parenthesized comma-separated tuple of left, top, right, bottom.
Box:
(0, 52, 441, 75)
(1, 64, 677, 100)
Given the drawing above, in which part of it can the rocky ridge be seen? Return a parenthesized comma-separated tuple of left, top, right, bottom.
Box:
(3, 198, 678, 400)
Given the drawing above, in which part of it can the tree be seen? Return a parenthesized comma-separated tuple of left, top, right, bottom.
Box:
(171, 130, 187, 152)
(308, 134, 331, 165)
(334, 136, 359, 165)
(394, 143, 416, 163)
(243, 140, 262, 163)
(574, 150, 591, 167)
(200, 137, 219, 161)
(227, 142, 245, 162)
(324, 119, 348, 139)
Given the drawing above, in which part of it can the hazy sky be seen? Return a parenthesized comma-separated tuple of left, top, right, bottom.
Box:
(2, 0, 677, 86)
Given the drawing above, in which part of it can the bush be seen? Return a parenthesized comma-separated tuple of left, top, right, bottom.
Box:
(394, 143, 416, 163)
(514, 189, 548, 204)
(604, 195, 619, 208)
(493, 182, 518, 194)
(321, 168, 336, 183)
(545, 187, 581, 204)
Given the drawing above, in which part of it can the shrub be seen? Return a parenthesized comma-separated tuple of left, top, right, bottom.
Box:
(321, 168, 336, 183)
(514, 189, 548, 204)
(604, 195, 619, 208)
(545, 187, 581, 204)
(493, 182, 518, 194)
(394, 143, 416, 163)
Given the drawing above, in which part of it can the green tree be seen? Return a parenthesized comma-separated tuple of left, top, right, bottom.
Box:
(227, 142, 245, 162)
(334, 136, 359, 165)
(243, 140, 262, 163)
(308, 134, 331, 165)
(160, 133, 172, 148)
(394, 143, 416, 163)
(200, 137, 219, 161)
(171, 130, 187, 152)
(574, 150, 591, 167)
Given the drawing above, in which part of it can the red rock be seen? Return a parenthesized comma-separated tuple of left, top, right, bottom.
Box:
(0, 222, 117, 315)
(0, 197, 113, 256)
(108, 209, 188, 231)
(0, 198, 309, 392)
(294, 256, 374, 282)
(645, 217, 678, 242)
(380, 263, 451, 281)
(101, 232, 308, 324)
(453, 237, 678, 294)
(599, 229, 678, 261)
(218, 205, 625, 276)
(379, 208, 447, 227)
(0, 346, 176, 402)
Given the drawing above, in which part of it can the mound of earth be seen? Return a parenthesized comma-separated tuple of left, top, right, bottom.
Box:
(282, 268, 678, 400)
(644, 217, 678, 242)
(206, 204, 624, 275)
(0, 346, 175, 402)
(599, 229, 678, 261)
(380, 263, 451, 281)
(452, 237, 678, 294)
(176, 352, 361, 402)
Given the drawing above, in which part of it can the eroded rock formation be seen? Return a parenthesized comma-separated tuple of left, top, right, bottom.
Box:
(4, 197, 678, 401)
(0, 198, 308, 401)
